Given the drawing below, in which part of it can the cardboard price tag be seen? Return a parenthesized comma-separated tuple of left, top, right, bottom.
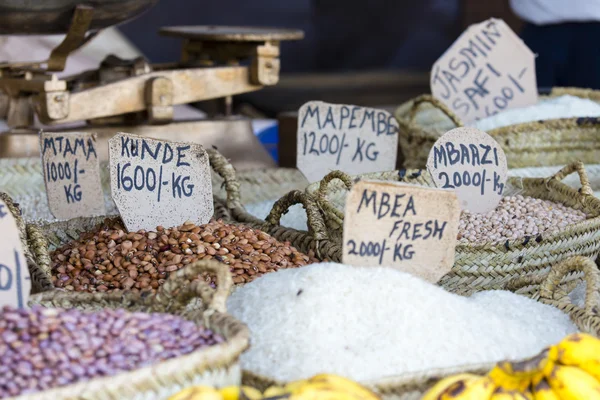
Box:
(109, 133, 214, 232)
(342, 180, 460, 283)
(427, 127, 508, 214)
(40, 132, 106, 220)
(297, 101, 399, 183)
(0, 200, 30, 308)
(431, 18, 537, 123)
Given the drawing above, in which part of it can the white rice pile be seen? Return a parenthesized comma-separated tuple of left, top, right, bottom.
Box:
(472, 95, 600, 132)
(228, 263, 577, 383)
(245, 200, 308, 231)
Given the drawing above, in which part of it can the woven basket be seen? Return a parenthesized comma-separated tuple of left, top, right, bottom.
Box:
(508, 164, 600, 198)
(12, 259, 250, 400)
(295, 161, 600, 295)
(0, 148, 244, 224)
(394, 87, 600, 169)
(242, 256, 600, 400)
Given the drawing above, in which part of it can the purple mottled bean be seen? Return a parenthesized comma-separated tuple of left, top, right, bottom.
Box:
(0, 305, 222, 398)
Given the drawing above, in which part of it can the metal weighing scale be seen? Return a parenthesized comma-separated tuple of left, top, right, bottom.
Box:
(0, 1, 304, 169)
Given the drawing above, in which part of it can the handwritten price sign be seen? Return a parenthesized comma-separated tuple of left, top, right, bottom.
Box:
(343, 180, 460, 283)
(297, 101, 399, 183)
(431, 18, 537, 123)
(40, 132, 106, 219)
(427, 127, 508, 213)
(109, 133, 214, 232)
(0, 200, 30, 308)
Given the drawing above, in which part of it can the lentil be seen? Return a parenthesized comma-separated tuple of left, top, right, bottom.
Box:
(50, 219, 316, 293)
(0, 306, 222, 397)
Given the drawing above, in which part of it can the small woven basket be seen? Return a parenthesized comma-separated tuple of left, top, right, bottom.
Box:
(12, 259, 250, 400)
(394, 87, 600, 169)
(295, 161, 600, 295)
(243, 256, 600, 400)
(0, 148, 244, 224)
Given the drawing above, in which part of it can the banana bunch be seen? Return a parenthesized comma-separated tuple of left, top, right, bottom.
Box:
(168, 374, 380, 400)
(422, 333, 600, 399)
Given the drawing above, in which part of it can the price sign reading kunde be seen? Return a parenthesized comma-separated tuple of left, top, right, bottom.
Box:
(427, 127, 508, 213)
(343, 180, 460, 283)
(297, 101, 399, 183)
(431, 18, 537, 123)
(40, 132, 106, 219)
(0, 199, 30, 308)
(109, 133, 214, 232)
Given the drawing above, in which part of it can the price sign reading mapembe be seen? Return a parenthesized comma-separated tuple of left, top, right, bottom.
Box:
(0, 199, 30, 308)
(109, 133, 214, 232)
(431, 18, 537, 123)
(297, 101, 399, 183)
(40, 132, 105, 219)
(343, 180, 460, 283)
(427, 127, 508, 213)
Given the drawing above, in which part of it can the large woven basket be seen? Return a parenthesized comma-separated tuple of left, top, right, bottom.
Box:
(394, 87, 600, 169)
(0, 148, 244, 224)
(242, 256, 600, 400)
(295, 161, 600, 295)
(13, 259, 250, 400)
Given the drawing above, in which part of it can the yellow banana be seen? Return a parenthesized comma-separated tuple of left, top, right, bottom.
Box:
(436, 376, 496, 400)
(263, 385, 289, 397)
(549, 333, 600, 381)
(488, 365, 532, 392)
(421, 374, 484, 400)
(489, 388, 533, 399)
(531, 379, 559, 400)
(546, 364, 600, 400)
(169, 386, 223, 400)
(284, 379, 309, 393)
(305, 374, 379, 400)
(288, 385, 363, 400)
(219, 386, 263, 400)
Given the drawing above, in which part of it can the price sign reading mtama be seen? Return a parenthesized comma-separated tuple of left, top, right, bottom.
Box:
(0, 199, 30, 308)
(109, 133, 214, 232)
(343, 180, 460, 283)
(427, 127, 508, 214)
(431, 18, 537, 123)
(40, 132, 105, 220)
(297, 101, 399, 183)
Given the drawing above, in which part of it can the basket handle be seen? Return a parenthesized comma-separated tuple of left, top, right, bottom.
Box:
(538, 256, 600, 315)
(408, 94, 463, 127)
(548, 161, 593, 196)
(265, 190, 328, 241)
(154, 259, 232, 322)
(316, 171, 354, 204)
(207, 148, 243, 210)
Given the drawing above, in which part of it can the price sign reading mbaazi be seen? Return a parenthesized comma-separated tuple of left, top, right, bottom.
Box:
(431, 18, 537, 123)
(0, 199, 30, 308)
(297, 101, 399, 183)
(109, 133, 214, 232)
(427, 127, 508, 214)
(40, 132, 105, 219)
(343, 180, 460, 283)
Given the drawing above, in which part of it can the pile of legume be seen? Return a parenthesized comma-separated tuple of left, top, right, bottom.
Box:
(50, 219, 316, 293)
(458, 195, 587, 244)
(0, 306, 223, 397)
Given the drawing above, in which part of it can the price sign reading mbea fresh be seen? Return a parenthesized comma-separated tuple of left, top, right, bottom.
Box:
(343, 180, 460, 283)
(0, 199, 30, 308)
(427, 127, 508, 214)
(296, 101, 399, 183)
(109, 133, 214, 232)
(431, 18, 537, 123)
(40, 132, 106, 220)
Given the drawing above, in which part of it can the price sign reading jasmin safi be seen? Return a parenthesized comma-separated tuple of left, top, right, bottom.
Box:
(0, 199, 30, 308)
(296, 101, 399, 183)
(431, 18, 537, 123)
(109, 133, 214, 232)
(40, 132, 106, 220)
(427, 127, 508, 214)
(343, 180, 460, 283)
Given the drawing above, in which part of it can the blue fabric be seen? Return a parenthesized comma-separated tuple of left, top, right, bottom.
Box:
(521, 22, 600, 89)
(257, 125, 279, 163)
